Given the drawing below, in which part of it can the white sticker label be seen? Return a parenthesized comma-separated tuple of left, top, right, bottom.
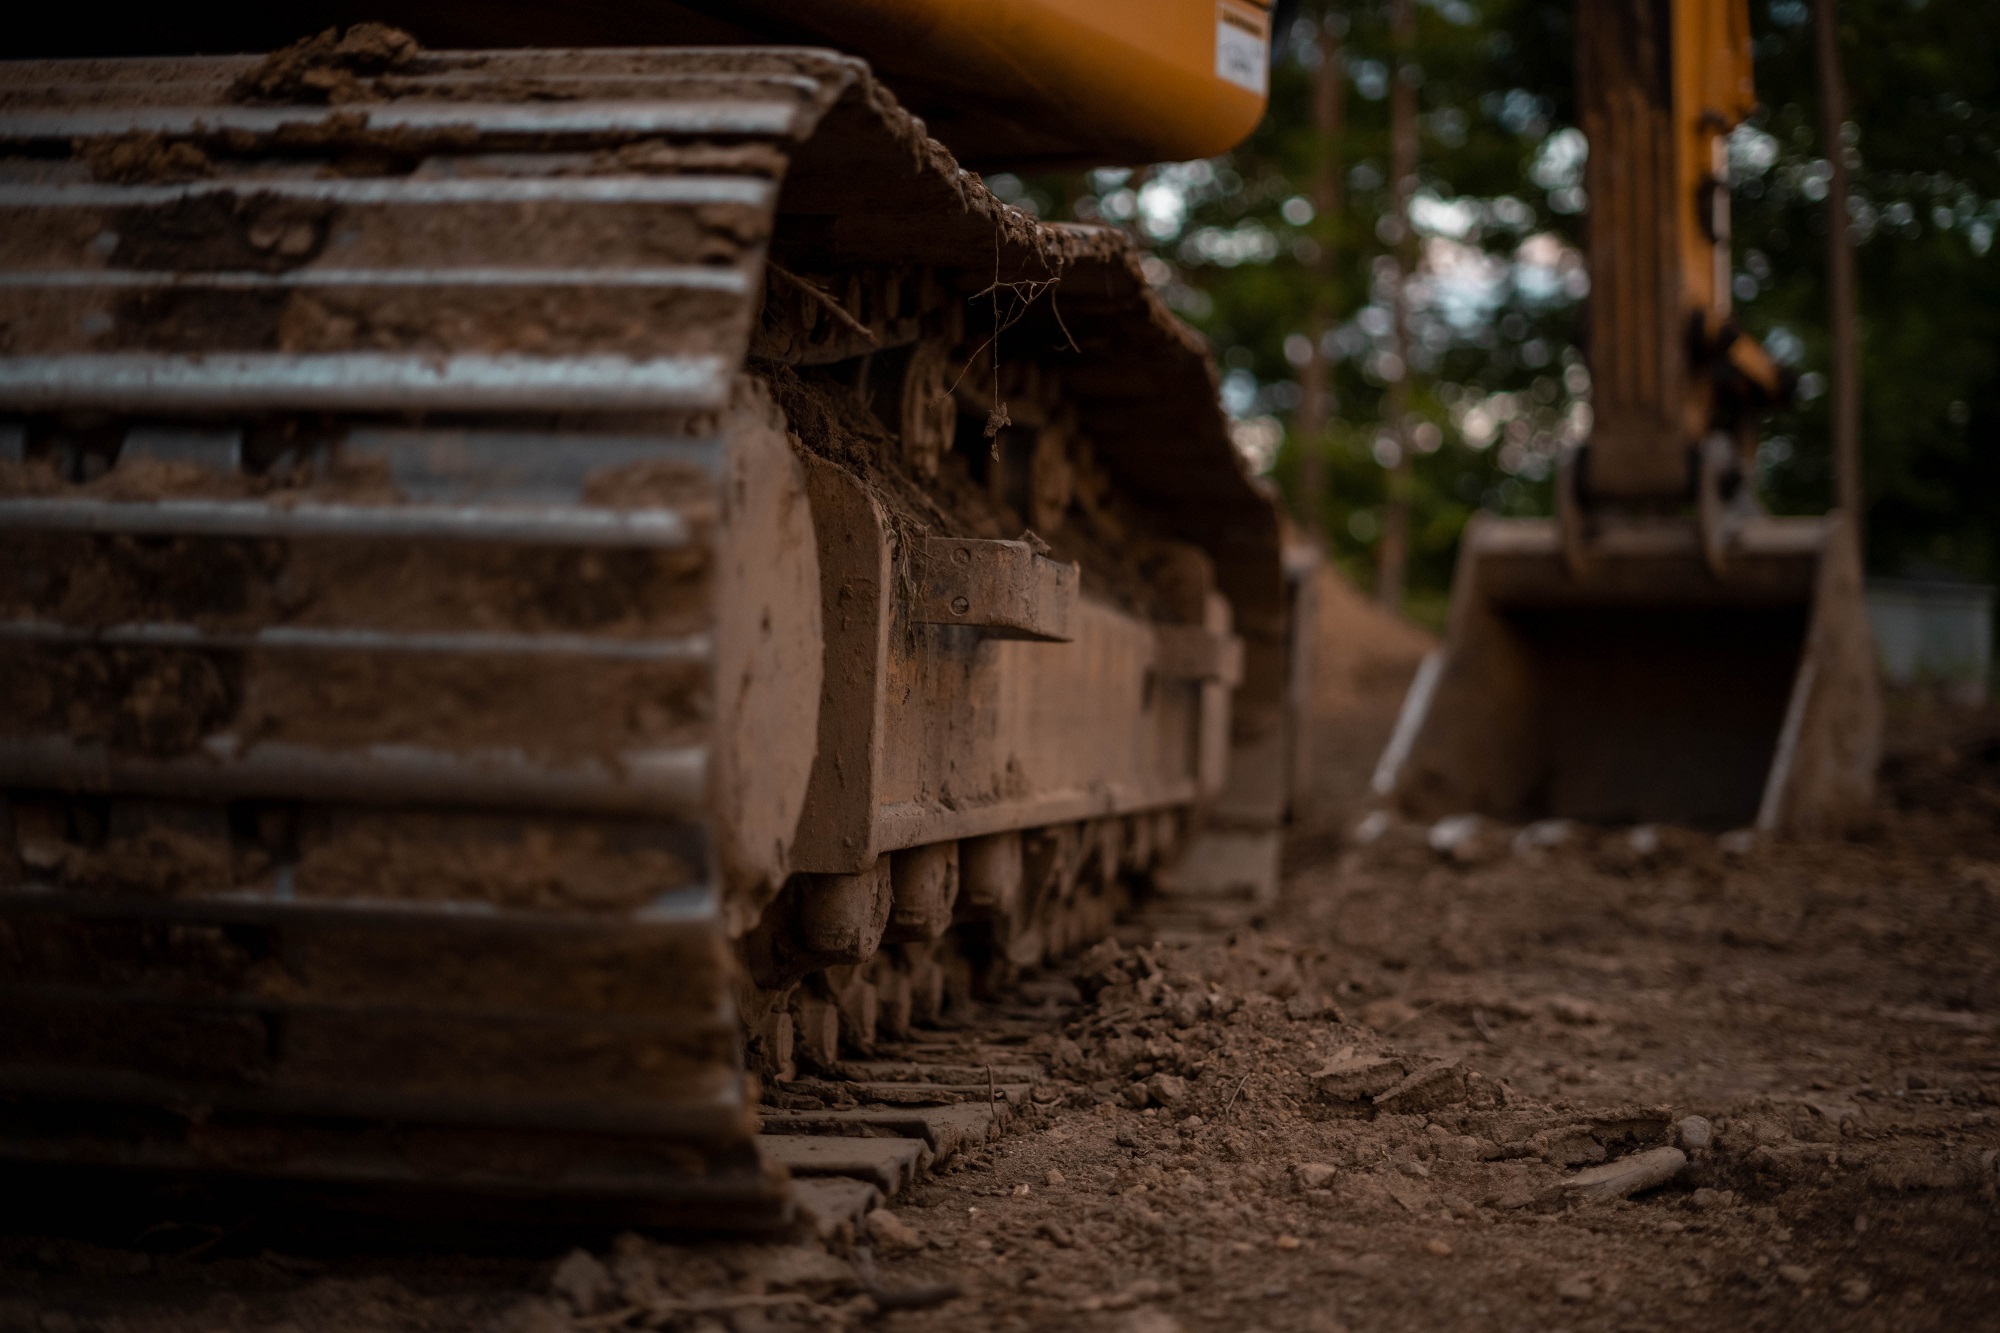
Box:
(1216, 3, 1269, 96)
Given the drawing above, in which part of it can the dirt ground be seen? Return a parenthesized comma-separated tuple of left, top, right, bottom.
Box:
(4, 570, 1997, 1332)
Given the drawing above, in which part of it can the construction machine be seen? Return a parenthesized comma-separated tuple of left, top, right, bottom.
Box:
(0, 5, 1300, 1224)
(1375, 0, 1880, 834)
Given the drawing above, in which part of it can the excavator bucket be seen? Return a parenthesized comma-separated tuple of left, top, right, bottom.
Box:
(1374, 512, 1881, 833)
(1375, 0, 1883, 838)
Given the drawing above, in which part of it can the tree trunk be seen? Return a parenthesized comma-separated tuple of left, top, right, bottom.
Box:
(1294, 12, 1346, 540)
(1377, 0, 1418, 610)
(1813, 0, 1862, 551)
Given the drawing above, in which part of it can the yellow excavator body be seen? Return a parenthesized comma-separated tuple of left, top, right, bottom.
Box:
(1375, 0, 1880, 835)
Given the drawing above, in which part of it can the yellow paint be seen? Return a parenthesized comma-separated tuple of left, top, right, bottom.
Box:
(800, 0, 1272, 162)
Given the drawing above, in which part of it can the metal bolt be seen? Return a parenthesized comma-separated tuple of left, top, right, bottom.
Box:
(950, 596, 970, 616)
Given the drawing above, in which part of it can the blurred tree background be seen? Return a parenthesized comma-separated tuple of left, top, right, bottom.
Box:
(990, 0, 1999, 627)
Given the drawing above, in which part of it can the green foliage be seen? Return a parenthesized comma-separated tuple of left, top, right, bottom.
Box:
(1732, 0, 2000, 584)
(995, 0, 1999, 599)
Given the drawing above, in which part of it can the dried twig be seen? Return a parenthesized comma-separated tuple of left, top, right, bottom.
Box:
(1223, 1071, 1253, 1120)
(767, 262, 878, 345)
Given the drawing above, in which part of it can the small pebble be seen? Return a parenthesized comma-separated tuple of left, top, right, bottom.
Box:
(1424, 1238, 1453, 1257)
(1296, 1162, 1339, 1189)
(1275, 1234, 1303, 1250)
(1678, 1115, 1713, 1150)
(1046, 1167, 1066, 1187)
(1777, 1264, 1813, 1288)
(1555, 1275, 1594, 1303)
(865, 1207, 922, 1254)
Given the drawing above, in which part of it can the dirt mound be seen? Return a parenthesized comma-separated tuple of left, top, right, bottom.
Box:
(1309, 560, 1437, 718)
(1297, 560, 1437, 835)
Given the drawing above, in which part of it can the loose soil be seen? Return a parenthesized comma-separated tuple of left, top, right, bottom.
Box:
(3, 569, 1996, 1331)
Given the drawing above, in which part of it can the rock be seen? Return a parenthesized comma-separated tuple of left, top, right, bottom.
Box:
(1689, 1187, 1731, 1210)
(1285, 993, 1337, 1021)
(1119, 1312, 1184, 1333)
(548, 1248, 608, 1304)
(1717, 828, 1759, 856)
(1428, 814, 1494, 862)
(730, 1246, 858, 1298)
(1351, 810, 1394, 845)
(1678, 1115, 1713, 1150)
(1124, 1082, 1152, 1109)
(1776, 1264, 1813, 1288)
(1325, 1251, 1388, 1277)
(1555, 1275, 1595, 1303)
(1837, 1276, 1872, 1305)
(1424, 1238, 1453, 1257)
(1296, 1162, 1339, 1190)
(549, 1249, 613, 1314)
(1562, 1146, 1687, 1204)
(1543, 994, 1604, 1024)
(865, 1208, 922, 1254)
(1311, 1052, 1405, 1103)
(1046, 1167, 1067, 1187)
(1276, 1234, 1303, 1250)
(1146, 1073, 1188, 1106)
(1531, 1125, 1608, 1166)
(1512, 819, 1574, 854)
(1358, 999, 1420, 1031)
(1373, 1060, 1468, 1114)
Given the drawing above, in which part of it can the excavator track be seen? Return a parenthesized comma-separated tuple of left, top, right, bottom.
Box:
(0, 40, 1288, 1227)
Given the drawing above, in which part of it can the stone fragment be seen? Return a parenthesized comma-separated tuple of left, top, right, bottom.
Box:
(1351, 810, 1394, 845)
(1717, 828, 1759, 856)
(1424, 1238, 1453, 1257)
(1325, 1251, 1388, 1277)
(1286, 993, 1337, 1021)
(1358, 998, 1420, 1031)
(1120, 1313, 1185, 1333)
(1512, 818, 1574, 854)
(1295, 1162, 1339, 1190)
(865, 1208, 922, 1254)
(1677, 1115, 1713, 1150)
(1046, 1167, 1066, 1187)
(1146, 1073, 1188, 1106)
(549, 1250, 612, 1314)
(1562, 1146, 1687, 1204)
(1555, 1275, 1595, 1303)
(1531, 1125, 1607, 1166)
(1311, 1052, 1405, 1103)
(1276, 1234, 1303, 1250)
(1373, 1060, 1468, 1114)
(1428, 813, 1497, 863)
